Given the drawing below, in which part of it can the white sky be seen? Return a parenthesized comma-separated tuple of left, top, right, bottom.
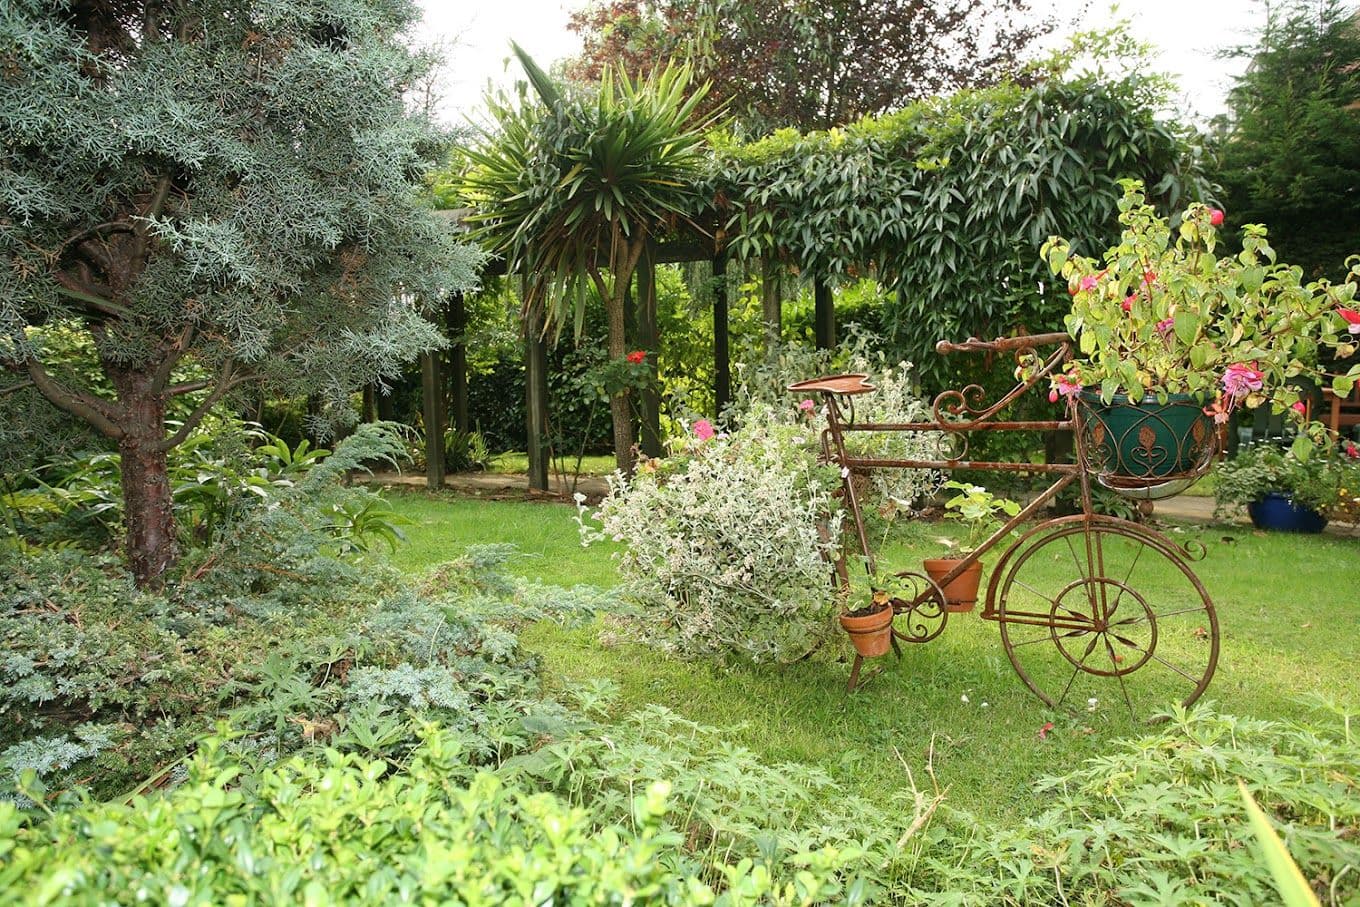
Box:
(415, 0, 1266, 126)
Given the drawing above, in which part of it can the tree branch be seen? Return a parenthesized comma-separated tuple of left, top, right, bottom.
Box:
(21, 357, 123, 438)
(164, 377, 212, 396)
(158, 359, 239, 451)
(0, 379, 35, 398)
(149, 322, 195, 393)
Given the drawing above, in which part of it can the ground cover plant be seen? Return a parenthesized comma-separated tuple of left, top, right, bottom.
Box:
(385, 492, 1360, 826)
(6, 498, 1357, 903)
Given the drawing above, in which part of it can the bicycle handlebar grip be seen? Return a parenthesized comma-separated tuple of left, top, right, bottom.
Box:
(935, 338, 982, 355)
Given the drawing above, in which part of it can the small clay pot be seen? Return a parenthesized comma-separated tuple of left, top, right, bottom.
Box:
(839, 601, 894, 657)
(922, 558, 984, 612)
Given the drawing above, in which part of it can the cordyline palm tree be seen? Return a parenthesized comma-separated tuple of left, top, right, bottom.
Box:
(461, 44, 716, 473)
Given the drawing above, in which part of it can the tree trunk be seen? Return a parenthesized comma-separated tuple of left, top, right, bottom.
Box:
(107, 367, 177, 588)
(605, 285, 635, 474)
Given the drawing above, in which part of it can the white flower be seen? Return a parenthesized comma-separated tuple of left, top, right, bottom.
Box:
(981, 701, 989, 708)
(960, 694, 969, 703)
(840, 466, 850, 478)
(572, 492, 587, 504)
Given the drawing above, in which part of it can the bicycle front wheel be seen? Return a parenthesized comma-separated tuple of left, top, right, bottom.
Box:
(992, 517, 1219, 720)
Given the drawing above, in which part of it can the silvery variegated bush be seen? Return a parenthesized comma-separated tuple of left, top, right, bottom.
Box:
(577, 419, 843, 662)
(725, 337, 946, 516)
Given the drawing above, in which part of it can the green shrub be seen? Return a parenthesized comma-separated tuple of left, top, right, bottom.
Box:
(1216, 441, 1360, 520)
(0, 730, 718, 906)
(905, 702, 1360, 904)
(0, 420, 407, 554)
(577, 418, 845, 663)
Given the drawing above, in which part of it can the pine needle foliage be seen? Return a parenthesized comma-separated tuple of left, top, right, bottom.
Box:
(0, 0, 482, 584)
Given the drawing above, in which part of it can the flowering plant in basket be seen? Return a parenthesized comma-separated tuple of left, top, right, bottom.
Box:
(1036, 180, 1360, 461)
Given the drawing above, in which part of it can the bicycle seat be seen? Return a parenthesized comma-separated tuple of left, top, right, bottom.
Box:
(786, 374, 877, 396)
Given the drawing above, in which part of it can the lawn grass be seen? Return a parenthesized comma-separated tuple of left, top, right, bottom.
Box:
(383, 488, 1360, 824)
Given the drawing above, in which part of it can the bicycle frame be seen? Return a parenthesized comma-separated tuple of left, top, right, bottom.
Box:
(818, 333, 1095, 607)
(796, 332, 1221, 706)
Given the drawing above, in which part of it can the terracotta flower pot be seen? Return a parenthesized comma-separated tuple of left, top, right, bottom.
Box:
(839, 601, 894, 657)
(922, 558, 984, 612)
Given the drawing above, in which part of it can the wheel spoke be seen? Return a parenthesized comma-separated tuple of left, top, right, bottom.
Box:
(1103, 633, 1136, 717)
(1012, 577, 1090, 622)
(1110, 605, 1205, 627)
(1106, 538, 1146, 620)
(1064, 535, 1095, 609)
(1055, 632, 1102, 708)
(1011, 577, 1063, 612)
(1009, 628, 1091, 649)
(1148, 651, 1201, 684)
(1117, 638, 1200, 684)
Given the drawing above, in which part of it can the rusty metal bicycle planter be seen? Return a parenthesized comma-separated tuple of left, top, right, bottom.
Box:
(789, 333, 1220, 720)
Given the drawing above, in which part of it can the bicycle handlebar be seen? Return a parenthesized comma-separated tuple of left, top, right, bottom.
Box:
(935, 332, 1072, 356)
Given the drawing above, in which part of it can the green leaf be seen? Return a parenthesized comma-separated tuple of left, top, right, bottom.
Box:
(1238, 781, 1321, 907)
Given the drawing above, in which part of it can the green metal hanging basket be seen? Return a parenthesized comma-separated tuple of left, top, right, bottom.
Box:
(1077, 390, 1216, 491)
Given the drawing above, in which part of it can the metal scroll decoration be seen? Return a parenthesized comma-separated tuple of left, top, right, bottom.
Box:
(889, 571, 948, 644)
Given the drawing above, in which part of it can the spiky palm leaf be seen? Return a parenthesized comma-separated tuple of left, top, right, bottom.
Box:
(460, 44, 717, 336)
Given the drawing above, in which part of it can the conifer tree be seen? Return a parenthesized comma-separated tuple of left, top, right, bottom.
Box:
(0, 0, 481, 586)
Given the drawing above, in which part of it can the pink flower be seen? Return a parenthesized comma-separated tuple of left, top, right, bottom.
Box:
(1292, 400, 1307, 415)
(1221, 362, 1264, 399)
(1049, 371, 1082, 403)
(1079, 274, 1100, 292)
(1038, 721, 1055, 740)
(798, 399, 815, 413)
(1142, 270, 1157, 286)
(1345, 442, 1359, 460)
(693, 419, 715, 441)
(626, 350, 646, 364)
(1204, 397, 1232, 425)
(1121, 294, 1136, 312)
(1209, 208, 1225, 226)
(1155, 317, 1174, 336)
(1339, 307, 1360, 335)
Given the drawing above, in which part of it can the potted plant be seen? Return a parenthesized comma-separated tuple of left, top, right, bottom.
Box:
(839, 586, 895, 657)
(1036, 181, 1360, 482)
(1332, 441, 1360, 526)
(924, 482, 1020, 612)
(1216, 441, 1359, 532)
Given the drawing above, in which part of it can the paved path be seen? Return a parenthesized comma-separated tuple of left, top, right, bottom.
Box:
(370, 470, 611, 502)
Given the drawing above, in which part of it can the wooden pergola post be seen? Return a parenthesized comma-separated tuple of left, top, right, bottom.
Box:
(420, 348, 445, 488)
(713, 252, 731, 416)
(814, 279, 835, 350)
(448, 291, 469, 435)
(761, 256, 781, 345)
(523, 291, 550, 493)
(636, 242, 662, 458)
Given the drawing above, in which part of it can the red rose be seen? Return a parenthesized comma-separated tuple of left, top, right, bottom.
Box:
(626, 350, 646, 364)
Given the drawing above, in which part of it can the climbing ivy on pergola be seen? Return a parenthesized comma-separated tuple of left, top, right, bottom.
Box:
(446, 64, 1212, 488)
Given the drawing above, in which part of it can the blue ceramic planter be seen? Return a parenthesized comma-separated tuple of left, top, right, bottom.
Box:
(1247, 492, 1328, 534)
